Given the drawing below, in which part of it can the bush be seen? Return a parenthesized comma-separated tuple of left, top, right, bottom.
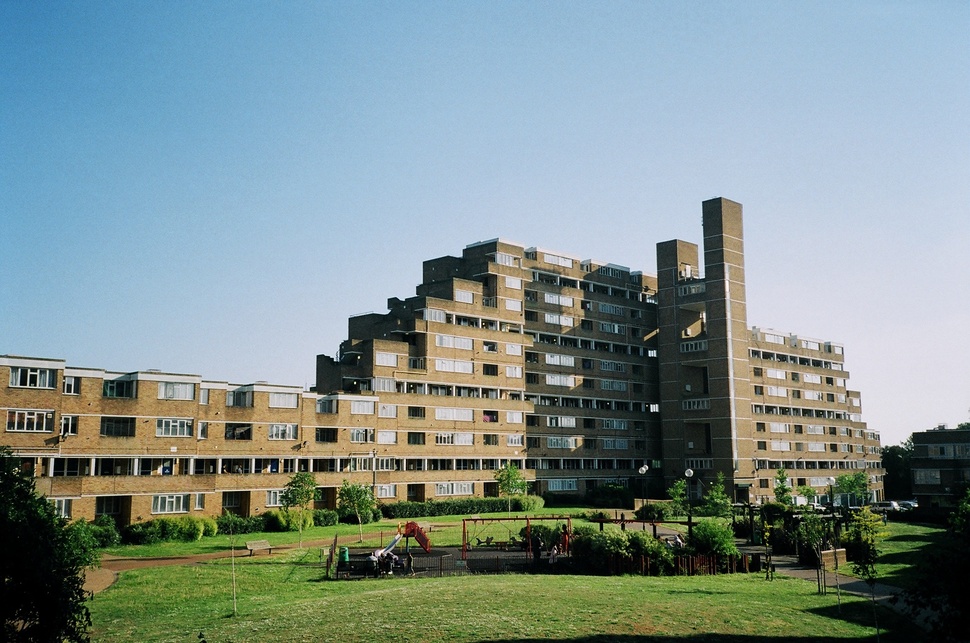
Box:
(626, 530, 675, 575)
(88, 515, 121, 548)
(313, 509, 339, 527)
(200, 517, 219, 537)
(634, 502, 669, 522)
(216, 512, 265, 536)
(689, 518, 740, 557)
(541, 492, 585, 508)
(515, 494, 545, 512)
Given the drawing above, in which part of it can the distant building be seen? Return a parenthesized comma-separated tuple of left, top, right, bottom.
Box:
(910, 424, 970, 508)
(1, 197, 884, 525)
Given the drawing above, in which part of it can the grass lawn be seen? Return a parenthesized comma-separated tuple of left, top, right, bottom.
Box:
(872, 519, 945, 590)
(86, 547, 924, 643)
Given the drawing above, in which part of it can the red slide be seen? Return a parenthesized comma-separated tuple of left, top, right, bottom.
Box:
(402, 521, 432, 553)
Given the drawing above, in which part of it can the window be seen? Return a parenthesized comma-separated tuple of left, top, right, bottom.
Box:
(545, 313, 574, 326)
(600, 360, 625, 373)
(224, 423, 252, 440)
(269, 392, 299, 408)
(547, 436, 578, 449)
(544, 293, 574, 307)
(376, 484, 397, 499)
(407, 406, 425, 419)
(601, 379, 627, 392)
(602, 438, 629, 449)
(266, 490, 283, 507)
(9, 367, 56, 389)
(373, 377, 396, 392)
(194, 493, 205, 510)
(53, 498, 72, 518)
(435, 482, 474, 496)
(226, 389, 253, 407)
(507, 434, 524, 447)
(158, 382, 194, 400)
(7, 409, 54, 433)
(100, 417, 135, 437)
(378, 403, 397, 418)
(505, 343, 522, 355)
(435, 359, 474, 374)
(602, 419, 629, 430)
(350, 428, 375, 443)
(103, 379, 136, 398)
(545, 354, 575, 367)
(434, 408, 474, 421)
(483, 434, 499, 446)
(506, 411, 523, 424)
(766, 369, 786, 380)
(482, 364, 498, 376)
(424, 308, 447, 322)
(268, 423, 298, 440)
(455, 289, 474, 303)
(436, 334, 474, 350)
(548, 479, 578, 492)
(377, 430, 397, 444)
(505, 365, 522, 378)
(505, 275, 522, 288)
(545, 374, 575, 387)
(156, 418, 193, 437)
(315, 427, 337, 442)
(350, 400, 375, 415)
(152, 494, 190, 514)
(62, 376, 79, 395)
(199, 388, 210, 405)
(407, 432, 426, 445)
(375, 352, 398, 367)
(60, 415, 78, 436)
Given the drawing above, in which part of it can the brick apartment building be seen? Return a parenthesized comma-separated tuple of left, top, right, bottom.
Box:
(1, 198, 884, 525)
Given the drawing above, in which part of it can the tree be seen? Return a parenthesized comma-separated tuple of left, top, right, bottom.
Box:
(337, 480, 376, 542)
(700, 472, 732, 518)
(835, 471, 869, 506)
(281, 471, 317, 548)
(1, 447, 98, 642)
(881, 439, 912, 500)
(494, 462, 527, 514)
(797, 484, 818, 505)
(773, 468, 793, 506)
(847, 507, 884, 641)
(895, 488, 970, 639)
(667, 479, 687, 517)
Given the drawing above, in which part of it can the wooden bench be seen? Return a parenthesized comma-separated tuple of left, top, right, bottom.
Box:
(246, 539, 273, 556)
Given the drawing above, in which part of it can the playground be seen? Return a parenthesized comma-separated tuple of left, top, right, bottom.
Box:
(334, 515, 575, 579)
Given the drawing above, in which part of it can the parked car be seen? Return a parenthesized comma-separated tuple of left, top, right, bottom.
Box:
(871, 501, 900, 513)
(898, 500, 918, 511)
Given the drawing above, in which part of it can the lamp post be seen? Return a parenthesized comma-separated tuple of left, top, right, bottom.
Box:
(685, 468, 694, 542)
(638, 463, 649, 503)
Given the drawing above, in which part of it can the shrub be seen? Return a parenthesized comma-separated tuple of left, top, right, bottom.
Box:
(514, 494, 545, 512)
(313, 509, 339, 527)
(626, 530, 675, 575)
(200, 517, 219, 537)
(217, 512, 264, 536)
(690, 518, 740, 557)
(634, 502, 669, 522)
(88, 515, 121, 548)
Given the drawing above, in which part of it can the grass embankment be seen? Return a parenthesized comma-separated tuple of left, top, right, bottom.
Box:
(88, 548, 923, 642)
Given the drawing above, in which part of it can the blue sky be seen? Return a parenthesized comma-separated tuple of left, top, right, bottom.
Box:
(2, 2, 967, 447)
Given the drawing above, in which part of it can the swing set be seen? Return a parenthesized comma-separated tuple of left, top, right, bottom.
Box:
(460, 515, 572, 560)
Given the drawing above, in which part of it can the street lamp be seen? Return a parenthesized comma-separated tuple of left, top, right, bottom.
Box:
(685, 468, 694, 542)
(638, 464, 649, 505)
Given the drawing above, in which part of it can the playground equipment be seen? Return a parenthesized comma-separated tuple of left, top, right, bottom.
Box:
(461, 515, 571, 560)
(398, 520, 432, 553)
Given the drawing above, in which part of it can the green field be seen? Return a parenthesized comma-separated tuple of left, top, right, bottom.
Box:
(86, 516, 941, 642)
(88, 548, 922, 642)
